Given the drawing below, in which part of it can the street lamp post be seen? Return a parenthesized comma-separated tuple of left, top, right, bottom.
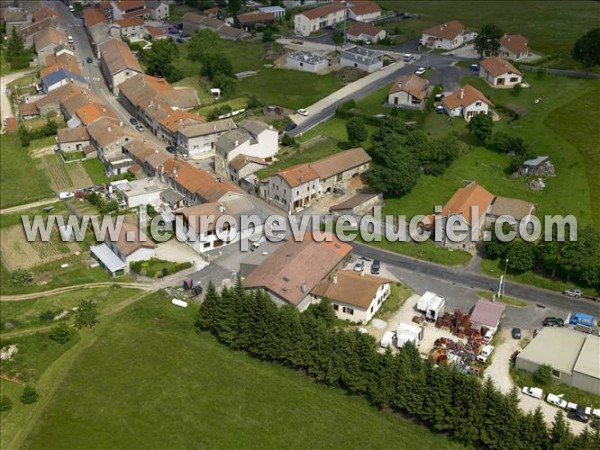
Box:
(502, 258, 509, 298)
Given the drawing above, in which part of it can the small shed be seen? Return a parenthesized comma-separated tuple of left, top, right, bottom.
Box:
(470, 299, 505, 333)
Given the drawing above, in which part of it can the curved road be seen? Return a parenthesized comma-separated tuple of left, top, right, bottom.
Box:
(352, 241, 600, 317)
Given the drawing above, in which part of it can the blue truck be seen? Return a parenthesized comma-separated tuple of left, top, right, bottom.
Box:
(569, 313, 595, 328)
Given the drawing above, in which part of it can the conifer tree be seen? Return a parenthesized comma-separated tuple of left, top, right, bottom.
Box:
(195, 281, 218, 332)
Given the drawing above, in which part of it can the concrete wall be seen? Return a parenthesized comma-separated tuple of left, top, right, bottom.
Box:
(286, 55, 328, 73)
(59, 139, 90, 152)
(421, 33, 464, 50)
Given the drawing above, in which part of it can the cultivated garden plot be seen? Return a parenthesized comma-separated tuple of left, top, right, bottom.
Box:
(0, 225, 79, 270)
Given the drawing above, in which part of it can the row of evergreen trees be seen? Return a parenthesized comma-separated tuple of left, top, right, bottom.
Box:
(195, 280, 599, 450)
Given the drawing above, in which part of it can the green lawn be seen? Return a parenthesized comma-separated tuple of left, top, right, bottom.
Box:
(376, 0, 600, 69)
(256, 136, 342, 179)
(0, 134, 54, 209)
(480, 258, 593, 293)
(0, 332, 80, 383)
(386, 75, 600, 230)
(21, 293, 462, 450)
(0, 255, 125, 296)
(374, 282, 413, 320)
(476, 290, 528, 308)
(238, 68, 344, 110)
(81, 159, 108, 185)
(545, 87, 600, 227)
(356, 234, 472, 266)
(0, 287, 142, 333)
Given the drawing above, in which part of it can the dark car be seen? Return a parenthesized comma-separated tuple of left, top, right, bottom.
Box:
(543, 317, 564, 327)
(135, 124, 145, 132)
(129, 118, 138, 126)
(511, 328, 521, 339)
(86, 57, 93, 64)
(371, 259, 380, 275)
(284, 123, 297, 132)
(165, 145, 176, 154)
(568, 407, 590, 423)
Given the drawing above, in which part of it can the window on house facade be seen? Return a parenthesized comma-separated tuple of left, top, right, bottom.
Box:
(342, 306, 354, 315)
(333, 304, 339, 311)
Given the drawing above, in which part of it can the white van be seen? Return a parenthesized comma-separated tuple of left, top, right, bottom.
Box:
(521, 387, 543, 399)
(403, 53, 413, 62)
(68, 35, 74, 44)
(380, 331, 395, 348)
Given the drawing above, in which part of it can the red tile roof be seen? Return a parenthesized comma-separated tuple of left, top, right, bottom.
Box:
(480, 56, 522, 78)
(442, 84, 494, 110)
(500, 34, 528, 55)
(300, 2, 345, 20)
(423, 21, 465, 41)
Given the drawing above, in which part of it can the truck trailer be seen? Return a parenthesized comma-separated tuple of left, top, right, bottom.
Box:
(416, 291, 446, 321)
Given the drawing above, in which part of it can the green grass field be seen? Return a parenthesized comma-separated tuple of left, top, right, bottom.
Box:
(238, 68, 344, 110)
(0, 135, 54, 209)
(384, 75, 600, 230)
(0, 287, 142, 333)
(376, 0, 600, 69)
(20, 294, 462, 450)
(81, 159, 108, 185)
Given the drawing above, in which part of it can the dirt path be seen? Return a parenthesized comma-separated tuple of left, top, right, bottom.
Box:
(1, 69, 35, 125)
(0, 198, 58, 215)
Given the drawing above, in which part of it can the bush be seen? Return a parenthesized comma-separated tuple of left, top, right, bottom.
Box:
(207, 104, 233, 121)
(10, 54, 30, 70)
(10, 269, 33, 286)
(0, 395, 13, 412)
(20, 386, 38, 404)
(511, 83, 522, 97)
(39, 310, 55, 322)
(281, 134, 297, 147)
(49, 323, 73, 344)
(534, 364, 554, 385)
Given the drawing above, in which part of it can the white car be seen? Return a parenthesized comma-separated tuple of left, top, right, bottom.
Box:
(297, 108, 309, 116)
(584, 407, 600, 419)
(353, 260, 365, 272)
(547, 393, 568, 409)
(521, 387, 544, 399)
(59, 191, 74, 200)
(415, 67, 426, 75)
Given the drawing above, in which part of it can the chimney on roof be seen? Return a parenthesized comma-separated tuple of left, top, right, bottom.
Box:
(234, 140, 239, 146)
(460, 89, 465, 99)
(360, 268, 365, 277)
(333, 275, 337, 284)
(108, 126, 112, 132)
(301, 283, 308, 294)
(218, 203, 225, 213)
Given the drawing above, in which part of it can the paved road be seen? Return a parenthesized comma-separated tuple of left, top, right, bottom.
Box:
(288, 52, 472, 136)
(50, 1, 163, 146)
(352, 241, 600, 318)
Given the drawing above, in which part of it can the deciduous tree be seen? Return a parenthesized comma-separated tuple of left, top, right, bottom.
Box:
(572, 28, 600, 69)
(474, 23, 503, 57)
(467, 113, 494, 144)
(74, 300, 99, 329)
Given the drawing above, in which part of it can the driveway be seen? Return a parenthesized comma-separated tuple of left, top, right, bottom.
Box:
(484, 328, 587, 433)
(155, 240, 208, 271)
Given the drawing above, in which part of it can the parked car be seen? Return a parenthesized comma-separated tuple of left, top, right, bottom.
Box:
(568, 407, 590, 423)
(68, 35, 74, 44)
(297, 108, 309, 116)
(354, 260, 365, 272)
(470, 63, 479, 72)
(165, 145, 176, 154)
(364, 39, 372, 45)
(585, 407, 600, 419)
(284, 123, 297, 132)
(129, 118, 138, 126)
(371, 259, 380, 275)
(563, 288, 583, 298)
(542, 317, 564, 327)
(434, 93, 445, 101)
(511, 327, 522, 339)
(435, 105, 445, 114)
(135, 124, 145, 132)
(477, 344, 494, 363)
(483, 329, 494, 343)
(521, 387, 543, 399)
(546, 393, 568, 409)
(415, 67, 426, 75)
(58, 191, 74, 200)
(86, 57, 93, 64)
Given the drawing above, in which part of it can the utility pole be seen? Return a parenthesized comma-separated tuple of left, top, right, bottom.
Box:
(343, 1, 348, 47)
